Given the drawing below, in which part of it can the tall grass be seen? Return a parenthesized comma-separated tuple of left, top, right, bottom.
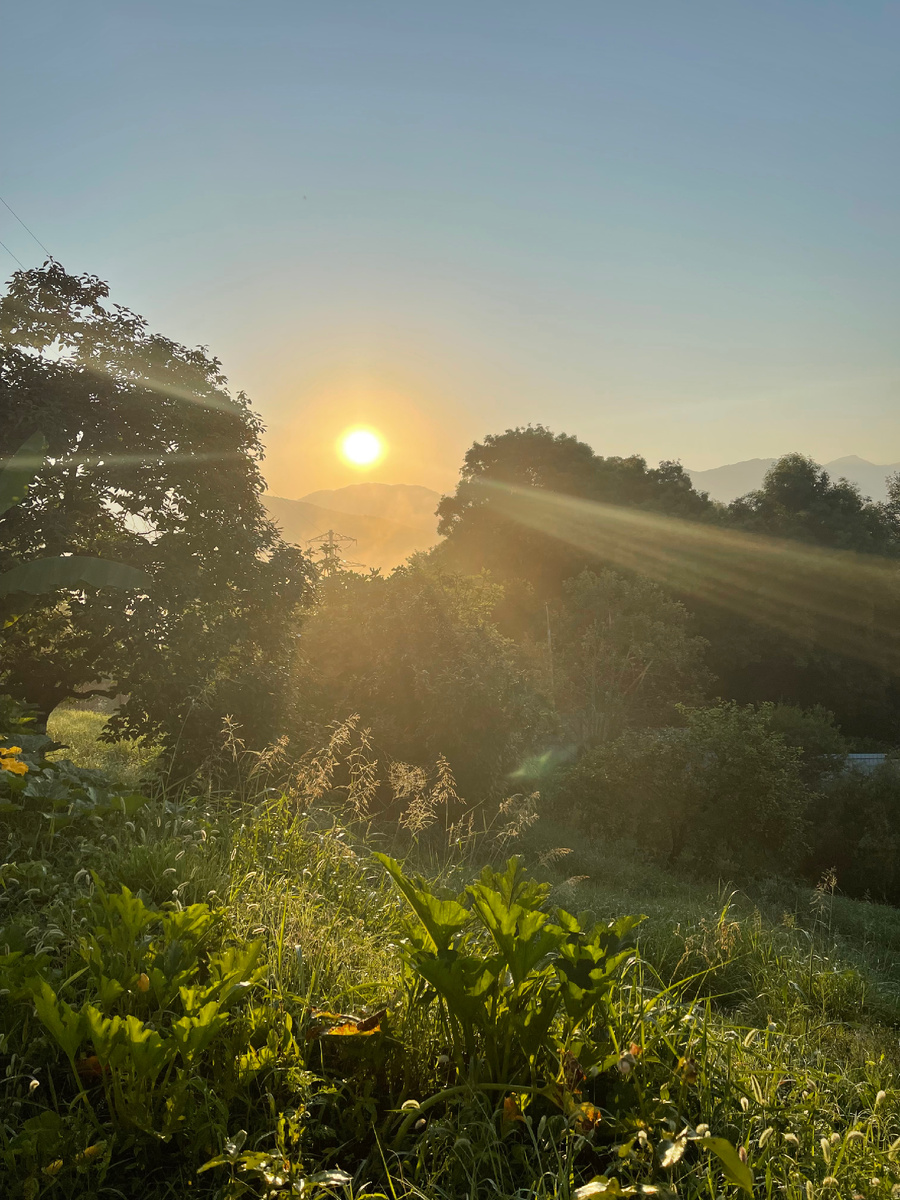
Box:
(5, 723, 900, 1198)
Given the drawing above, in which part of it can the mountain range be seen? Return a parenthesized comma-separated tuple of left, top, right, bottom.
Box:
(264, 483, 442, 573)
(687, 455, 900, 504)
(265, 457, 900, 573)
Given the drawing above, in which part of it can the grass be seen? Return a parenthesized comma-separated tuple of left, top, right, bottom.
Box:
(47, 703, 159, 789)
(4, 725, 900, 1198)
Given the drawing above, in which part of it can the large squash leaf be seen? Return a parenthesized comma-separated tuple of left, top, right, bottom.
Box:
(0, 555, 148, 597)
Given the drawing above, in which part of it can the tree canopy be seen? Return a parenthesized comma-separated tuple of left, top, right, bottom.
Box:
(0, 263, 313, 754)
(435, 426, 712, 593)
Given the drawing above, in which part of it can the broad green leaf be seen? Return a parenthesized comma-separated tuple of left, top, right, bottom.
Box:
(0, 433, 47, 516)
(374, 853, 470, 953)
(470, 881, 561, 986)
(415, 951, 495, 1028)
(0, 555, 148, 597)
(701, 1135, 754, 1194)
(31, 979, 85, 1060)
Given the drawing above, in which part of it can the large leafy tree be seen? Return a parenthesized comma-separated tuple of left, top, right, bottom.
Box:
(0, 262, 313, 758)
(728, 453, 900, 555)
(548, 569, 710, 748)
(700, 454, 900, 740)
(435, 426, 712, 599)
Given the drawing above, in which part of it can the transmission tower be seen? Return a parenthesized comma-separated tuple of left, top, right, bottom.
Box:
(308, 529, 364, 575)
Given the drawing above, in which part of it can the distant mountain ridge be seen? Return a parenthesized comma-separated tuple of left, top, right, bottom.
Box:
(264, 483, 442, 573)
(300, 482, 441, 526)
(687, 456, 900, 504)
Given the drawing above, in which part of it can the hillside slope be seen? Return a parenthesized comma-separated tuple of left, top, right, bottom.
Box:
(264, 493, 439, 572)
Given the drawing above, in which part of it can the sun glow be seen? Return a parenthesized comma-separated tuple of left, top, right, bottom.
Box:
(339, 427, 384, 467)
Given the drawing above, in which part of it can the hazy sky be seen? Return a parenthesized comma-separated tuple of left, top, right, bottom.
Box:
(3, 2, 899, 496)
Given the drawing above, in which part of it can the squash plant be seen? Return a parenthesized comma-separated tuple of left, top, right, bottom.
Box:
(376, 853, 641, 1085)
(378, 855, 754, 1195)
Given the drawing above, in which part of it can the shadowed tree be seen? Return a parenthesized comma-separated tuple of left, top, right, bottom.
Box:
(0, 262, 313, 759)
(435, 425, 712, 599)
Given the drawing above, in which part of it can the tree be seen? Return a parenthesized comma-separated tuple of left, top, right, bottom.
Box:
(728, 453, 900, 556)
(295, 559, 546, 796)
(0, 262, 313, 758)
(0, 431, 148, 601)
(548, 569, 710, 747)
(434, 426, 712, 597)
(697, 454, 900, 741)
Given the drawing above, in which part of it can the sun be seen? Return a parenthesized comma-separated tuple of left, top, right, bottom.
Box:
(339, 427, 384, 467)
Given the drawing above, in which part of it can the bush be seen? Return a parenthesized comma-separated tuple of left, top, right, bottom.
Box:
(808, 759, 900, 901)
(553, 702, 810, 876)
(296, 561, 546, 797)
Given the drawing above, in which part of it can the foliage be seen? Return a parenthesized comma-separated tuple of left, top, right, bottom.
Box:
(379, 852, 642, 1084)
(553, 702, 810, 875)
(548, 570, 710, 747)
(698, 454, 900, 742)
(727, 453, 900, 555)
(295, 560, 547, 796)
(435, 426, 712, 597)
(0, 263, 314, 758)
(0, 432, 149, 603)
(808, 759, 900, 902)
(4, 718, 900, 1197)
(763, 703, 848, 787)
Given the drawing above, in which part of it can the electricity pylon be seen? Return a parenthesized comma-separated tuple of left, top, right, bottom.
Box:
(308, 529, 363, 575)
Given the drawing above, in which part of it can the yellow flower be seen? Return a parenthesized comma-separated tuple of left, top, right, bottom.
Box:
(0, 745, 28, 775)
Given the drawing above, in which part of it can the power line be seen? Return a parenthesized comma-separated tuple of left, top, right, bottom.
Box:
(0, 237, 24, 268)
(0, 194, 52, 258)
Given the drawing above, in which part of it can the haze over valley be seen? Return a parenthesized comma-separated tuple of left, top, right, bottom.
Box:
(266, 454, 900, 571)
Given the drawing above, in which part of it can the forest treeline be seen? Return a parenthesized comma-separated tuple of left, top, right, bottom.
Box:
(4, 263, 900, 899)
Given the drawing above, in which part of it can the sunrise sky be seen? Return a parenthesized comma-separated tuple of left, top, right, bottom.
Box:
(3, 2, 899, 496)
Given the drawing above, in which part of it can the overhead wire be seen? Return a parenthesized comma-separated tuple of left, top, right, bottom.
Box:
(0, 193, 52, 258)
(0, 237, 24, 268)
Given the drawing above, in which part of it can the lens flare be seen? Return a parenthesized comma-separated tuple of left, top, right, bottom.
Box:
(339, 428, 384, 467)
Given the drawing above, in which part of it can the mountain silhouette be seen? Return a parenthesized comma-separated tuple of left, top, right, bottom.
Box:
(264, 484, 442, 573)
(688, 456, 900, 504)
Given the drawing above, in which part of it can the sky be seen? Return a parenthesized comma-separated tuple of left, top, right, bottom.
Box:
(2, 1, 899, 497)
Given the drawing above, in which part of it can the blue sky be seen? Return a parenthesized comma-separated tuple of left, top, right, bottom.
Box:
(3, 2, 898, 494)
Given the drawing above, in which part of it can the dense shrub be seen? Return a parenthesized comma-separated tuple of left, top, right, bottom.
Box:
(553, 702, 810, 876)
(296, 560, 547, 797)
(549, 568, 710, 746)
(807, 759, 900, 901)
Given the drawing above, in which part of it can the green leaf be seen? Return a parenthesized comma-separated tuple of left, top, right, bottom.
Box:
(470, 880, 561, 986)
(0, 433, 47, 516)
(30, 979, 85, 1060)
(0, 555, 148, 597)
(701, 1135, 754, 1194)
(415, 950, 495, 1028)
(374, 853, 470, 953)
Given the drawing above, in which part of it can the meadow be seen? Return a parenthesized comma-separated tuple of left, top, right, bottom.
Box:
(2, 707, 899, 1200)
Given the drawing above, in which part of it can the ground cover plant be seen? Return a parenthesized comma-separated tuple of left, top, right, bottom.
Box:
(2, 706, 900, 1200)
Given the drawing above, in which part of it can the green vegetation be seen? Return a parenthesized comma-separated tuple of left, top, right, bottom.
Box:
(3, 719, 900, 1199)
(4, 263, 900, 1197)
